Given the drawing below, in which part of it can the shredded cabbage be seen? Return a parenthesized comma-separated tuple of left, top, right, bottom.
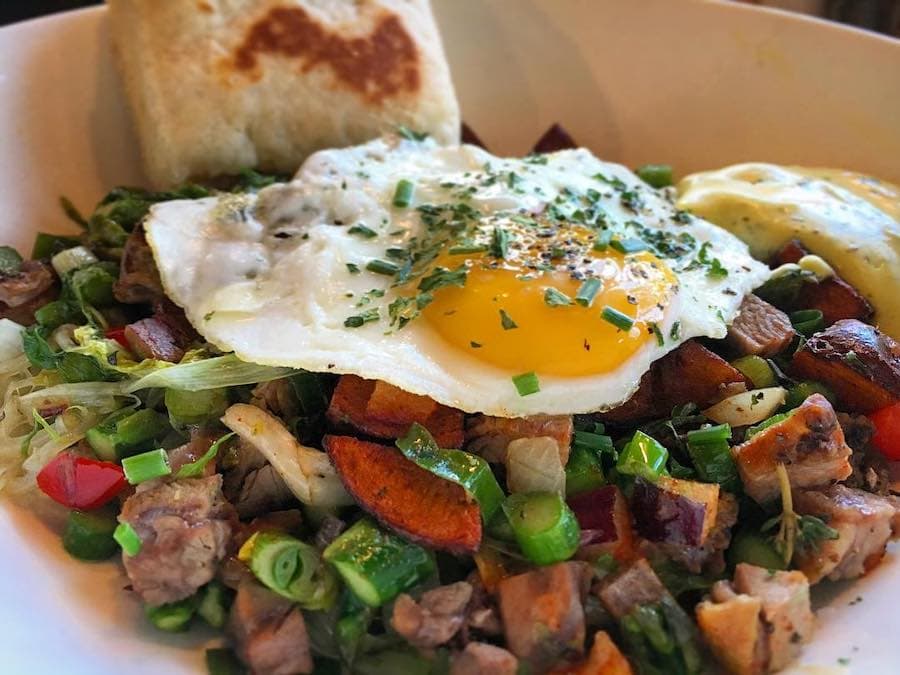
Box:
(70, 325, 198, 379)
(127, 354, 299, 392)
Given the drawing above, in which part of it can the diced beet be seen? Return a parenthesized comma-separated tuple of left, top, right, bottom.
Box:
(630, 476, 719, 547)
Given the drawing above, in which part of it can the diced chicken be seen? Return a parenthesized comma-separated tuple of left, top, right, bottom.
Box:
(732, 393, 852, 503)
(114, 224, 164, 304)
(597, 558, 668, 621)
(465, 413, 573, 464)
(124, 316, 185, 362)
(228, 581, 313, 675)
(697, 586, 767, 675)
(451, 643, 518, 675)
(732, 564, 814, 672)
(391, 581, 473, 649)
(631, 476, 720, 547)
(790, 319, 900, 414)
(497, 562, 589, 671)
(601, 341, 748, 423)
(119, 475, 234, 605)
(793, 484, 896, 582)
(549, 631, 634, 675)
(643, 492, 739, 574)
(727, 294, 796, 357)
(327, 375, 464, 448)
(0, 260, 58, 324)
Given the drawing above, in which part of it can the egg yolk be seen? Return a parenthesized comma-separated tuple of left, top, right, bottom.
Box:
(421, 244, 678, 377)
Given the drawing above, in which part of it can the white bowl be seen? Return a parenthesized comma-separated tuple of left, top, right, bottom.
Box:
(1, 2, 898, 673)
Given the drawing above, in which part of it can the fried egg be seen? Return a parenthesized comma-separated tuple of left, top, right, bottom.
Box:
(145, 137, 769, 416)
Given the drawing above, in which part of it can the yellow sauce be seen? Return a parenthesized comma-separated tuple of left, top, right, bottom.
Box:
(676, 164, 900, 338)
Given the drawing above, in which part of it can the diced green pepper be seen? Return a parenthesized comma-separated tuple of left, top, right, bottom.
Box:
(62, 507, 119, 561)
(31, 232, 81, 260)
(86, 408, 169, 462)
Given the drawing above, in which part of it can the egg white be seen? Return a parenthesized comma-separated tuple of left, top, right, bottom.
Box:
(145, 137, 770, 416)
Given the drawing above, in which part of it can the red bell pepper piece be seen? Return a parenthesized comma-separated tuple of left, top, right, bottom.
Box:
(36, 451, 126, 510)
(869, 402, 900, 461)
(105, 327, 130, 350)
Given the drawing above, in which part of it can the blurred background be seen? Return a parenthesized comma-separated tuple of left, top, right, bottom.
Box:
(0, 0, 898, 36)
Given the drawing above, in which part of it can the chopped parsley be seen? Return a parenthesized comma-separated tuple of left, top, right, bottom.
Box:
(348, 224, 377, 238)
(418, 266, 468, 292)
(499, 309, 518, 330)
(344, 308, 380, 328)
(490, 226, 511, 259)
(346, 263, 360, 274)
(610, 237, 648, 255)
(366, 259, 400, 276)
(696, 242, 729, 279)
(396, 125, 429, 141)
(512, 371, 540, 396)
(669, 320, 682, 340)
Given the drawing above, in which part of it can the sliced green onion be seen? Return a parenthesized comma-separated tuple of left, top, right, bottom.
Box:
(544, 287, 573, 307)
(616, 431, 669, 482)
(63, 507, 119, 561)
(730, 355, 777, 388)
(122, 448, 171, 484)
(601, 306, 635, 331)
(686, 424, 739, 491)
(565, 445, 606, 496)
(71, 264, 116, 306)
(790, 309, 825, 338)
(573, 430, 615, 454)
(126, 354, 298, 393)
(499, 309, 518, 330)
(0, 246, 23, 275)
(366, 259, 400, 276)
(392, 180, 415, 208)
(610, 238, 648, 254)
(576, 278, 602, 307)
(176, 432, 235, 479)
(784, 380, 836, 410)
(636, 164, 673, 188)
(323, 518, 435, 608)
(114, 521, 142, 556)
(239, 531, 337, 610)
(86, 408, 169, 462)
(746, 412, 791, 438)
(165, 387, 229, 426)
(145, 598, 195, 632)
(197, 582, 229, 628)
(501, 492, 580, 565)
(51, 245, 98, 276)
(396, 423, 504, 523)
(347, 224, 377, 238)
(512, 371, 540, 397)
(205, 648, 246, 675)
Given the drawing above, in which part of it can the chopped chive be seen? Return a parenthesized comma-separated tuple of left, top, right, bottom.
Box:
(670, 320, 682, 340)
(385, 247, 408, 260)
(122, 448, 171, 485)
(470, 341, 482, 349)
(448, 244, 488, 255)
(499, 309, 518, 330)
(347, 224, 377, 238)
(512, 372, 540, 397)
(344, 308, 380, 328)
(610, 238, 648, 254)
(576, 278, 602, 307)
(490, 226, 510, 259)
(346, 263, 360, 274)
(113, 522, 142, 556)
(392, 180, 415, 208)
(544, 287, 573, 307)
(366, 259, 399, 276)
(592, 231, 612, 252)
(601, 306, 635, 331)
(649, 322, 664, 346)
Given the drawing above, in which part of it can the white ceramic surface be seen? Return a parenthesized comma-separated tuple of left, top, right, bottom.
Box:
(0, 1, 898, 673)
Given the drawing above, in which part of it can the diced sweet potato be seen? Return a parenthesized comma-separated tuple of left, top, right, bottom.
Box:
(732, 393, 852, 503)
(601, 341, 748, 423)
(323, 435, 481, 554)
(631, 476, 719, 547)
(696, 591, 766, 675)
(466, 414, 573, 464)
(532, 123, 577, 153)
(327, 375, 464, 448)
(550, 631, 634, 675)
(569, 485, 636, 564)
(773, 240, 873, 325)
(790, 319, 900, 413)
